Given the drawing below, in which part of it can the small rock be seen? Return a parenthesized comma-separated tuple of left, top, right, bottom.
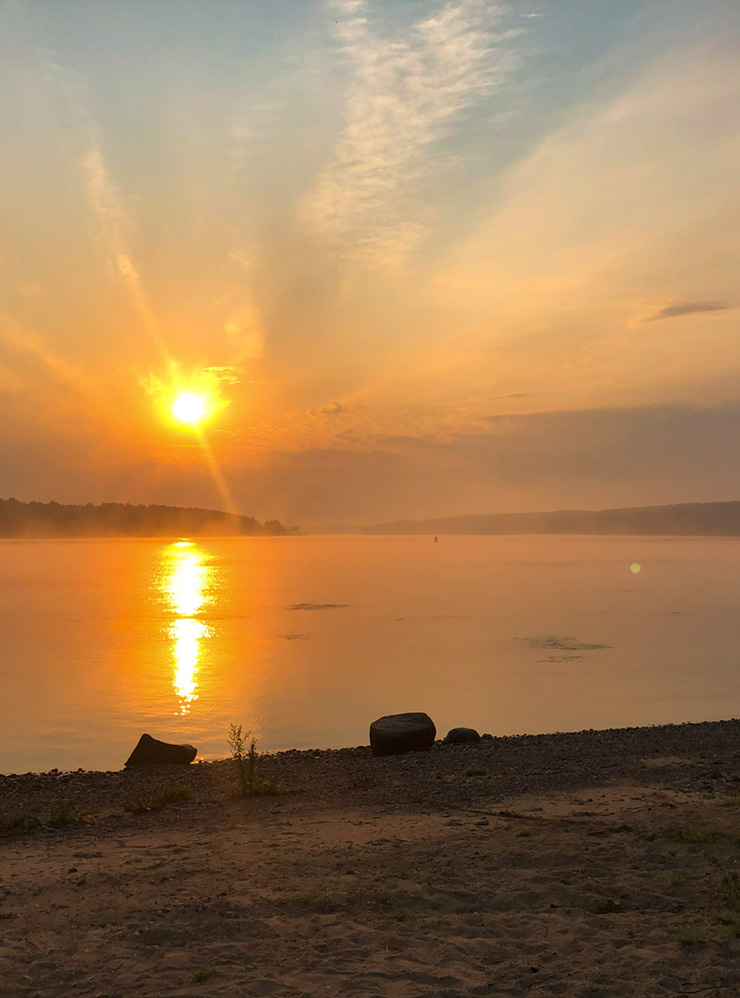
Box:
(445, 727, 481, 745)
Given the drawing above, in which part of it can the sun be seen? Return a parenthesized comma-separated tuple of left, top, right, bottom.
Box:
(172, 392, 208, 425)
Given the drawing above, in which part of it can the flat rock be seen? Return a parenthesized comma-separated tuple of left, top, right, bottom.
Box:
(369, 712, 436, 757)
(445, 727, 481, 744)
(124, 734, 197, 767)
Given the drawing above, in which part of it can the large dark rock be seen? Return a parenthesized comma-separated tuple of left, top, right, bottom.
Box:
(124, 734, 197, 767)
(445, 727, 481, 744)
(369, 712, 436, 756)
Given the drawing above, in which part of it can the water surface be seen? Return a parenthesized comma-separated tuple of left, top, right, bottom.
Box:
(2, 535, 740, 772)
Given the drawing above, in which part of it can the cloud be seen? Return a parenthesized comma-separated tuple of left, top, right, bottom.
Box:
(299, 0, 520, 264)
(6, 395, 740, 526)
(82, 148, 161, 345)
(204, 366, 242, 385)
(430, 44, 740, 375)
(302, 401, 355, 417)
(488, 392, 529, 400)
(216, 401, 740, 523)
(0, 313, 90, 395)
(645, 301, 734, 322)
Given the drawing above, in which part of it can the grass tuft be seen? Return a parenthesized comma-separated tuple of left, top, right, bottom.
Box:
(663, 825, 729, 845)
(677, 923, 707, 947)
(47, 800, 79, 827)
(0, 813, 42, 836)
(192, 968, 215, 984)
(463, 766, 487, 778)
(0, 800, 80, 837)
(228, 724, 289, 797)
(126, 784, 195, 815)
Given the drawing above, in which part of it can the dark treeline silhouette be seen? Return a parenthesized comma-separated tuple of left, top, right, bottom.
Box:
(365, 501, 740, 536)
(0, 499, 299, 538)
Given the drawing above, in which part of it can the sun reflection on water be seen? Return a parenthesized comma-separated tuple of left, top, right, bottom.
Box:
(161, 541, 213, 714)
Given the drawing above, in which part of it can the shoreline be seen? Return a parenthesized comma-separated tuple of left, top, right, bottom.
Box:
(3, 717, 740, 829)
(5, 714, 740, 773)
(4, 719, 740, 995)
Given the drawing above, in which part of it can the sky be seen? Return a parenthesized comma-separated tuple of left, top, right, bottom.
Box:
(1, 0, 739, 527)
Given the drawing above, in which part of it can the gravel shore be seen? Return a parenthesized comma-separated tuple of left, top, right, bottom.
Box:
(5, 718, 740, 997)
(2, 718, 740, 830)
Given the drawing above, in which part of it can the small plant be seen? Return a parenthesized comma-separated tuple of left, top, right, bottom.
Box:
(0, 801, 80, 837)
(718, 872, 740, 909)
(722, 796, 740, 807)
(227, 724, 288, 797)
(463, 766, 487, 778)
(47, 800, 79, 827)
(667, 871, 683, 888)
(663, 825, 728, 845)
(192, 968, 215, 984)
(126, 784, 195, 815)
(150, 784, 194, 809)
(229, 724, 259, 797)
(421, 916, 447, 930)
(297, 889, 339, 913)
(0, 813, 42, 836)
(715, 871, 740, 937)
(677, 923, 706, 947)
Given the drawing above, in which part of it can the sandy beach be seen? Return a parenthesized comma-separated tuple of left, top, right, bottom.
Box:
(4, 721, 740, 997)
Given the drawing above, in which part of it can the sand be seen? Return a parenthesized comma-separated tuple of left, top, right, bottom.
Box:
(4, 721, 740, 997)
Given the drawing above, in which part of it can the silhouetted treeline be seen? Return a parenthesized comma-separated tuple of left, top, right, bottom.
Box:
(0, 499, 299, 538)
(365, 501, 740, 536)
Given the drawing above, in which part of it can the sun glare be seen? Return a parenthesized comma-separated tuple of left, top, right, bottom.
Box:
(172, 392, 208, 425)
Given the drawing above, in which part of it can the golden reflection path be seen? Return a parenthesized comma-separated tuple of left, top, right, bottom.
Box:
(161, 541, 212, 714)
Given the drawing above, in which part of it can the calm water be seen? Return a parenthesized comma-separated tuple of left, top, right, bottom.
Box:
(2, 535, 740, 773)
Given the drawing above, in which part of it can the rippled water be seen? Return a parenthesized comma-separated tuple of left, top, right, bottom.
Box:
(2, 534, 740, 773)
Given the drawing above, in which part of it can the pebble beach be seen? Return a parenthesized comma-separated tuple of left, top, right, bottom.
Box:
(4, 719, 740, 997)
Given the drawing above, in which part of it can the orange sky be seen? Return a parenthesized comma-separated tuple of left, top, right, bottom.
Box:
(1, 1, 739, 526)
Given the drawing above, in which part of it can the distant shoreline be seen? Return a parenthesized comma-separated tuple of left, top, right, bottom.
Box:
(364, 499, 740, 536)
(0, 498, 300, 538)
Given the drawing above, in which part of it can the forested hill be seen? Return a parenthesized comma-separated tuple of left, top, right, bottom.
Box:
(0, 499, 299, 537)
(364, 501, 740, 536)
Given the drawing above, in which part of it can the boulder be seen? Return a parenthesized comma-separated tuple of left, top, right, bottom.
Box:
(445, 727, 481, 744)
(124, 734, 197, 767)
(369, 712, 436, 756)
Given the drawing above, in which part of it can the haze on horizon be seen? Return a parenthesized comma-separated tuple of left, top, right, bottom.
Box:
(1, 0, 739, 526)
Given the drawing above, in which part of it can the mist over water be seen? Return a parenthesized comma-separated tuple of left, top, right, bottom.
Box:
(2, 535, 740, 774)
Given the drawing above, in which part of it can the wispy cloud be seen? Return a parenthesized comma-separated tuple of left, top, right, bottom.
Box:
(645, 301, 734, 322)
(223, 248, 266, 363)
(0, 313, 87, 389)
(82, 147, 172, 362)
(0, 311, 109, 425)
(38, 58, 169, 361)
(299, 0, 520, 265)
(318, 401, 346, 415)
